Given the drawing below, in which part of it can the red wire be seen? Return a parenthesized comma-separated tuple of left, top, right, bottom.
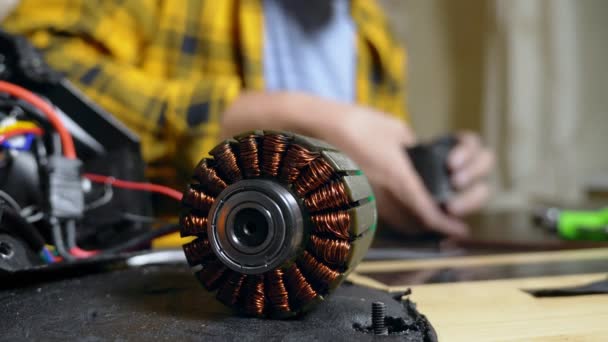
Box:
(83, 173, 184, 201)
(70, 246, 99, 258)
(0, 127, 44, 143)
(0, 81, 77, 159)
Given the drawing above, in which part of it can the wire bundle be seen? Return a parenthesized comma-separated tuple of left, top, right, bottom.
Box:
(0, 120, 44, 149)
(0, 81, 183, 264)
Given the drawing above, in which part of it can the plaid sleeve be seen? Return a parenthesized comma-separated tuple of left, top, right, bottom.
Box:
(353, 0, 408, 123)
(4, 0, 241, 170)
(385, 40, 408, 123)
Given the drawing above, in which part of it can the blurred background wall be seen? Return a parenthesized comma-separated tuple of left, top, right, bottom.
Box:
(379, 0, 608, 210)
(0, 0, 604, 210)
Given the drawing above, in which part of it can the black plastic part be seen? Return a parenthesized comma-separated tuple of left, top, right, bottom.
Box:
(406, 135, 458, 204)
(0, 150, 44, 210)
(532, 207, 560, 231)
(47, 155, 84, 219)
(524, 277, 608, 297)
(0, 29, 153, 249)
(0, 206, 45, 251)
(0, 31, 61, 84)
(0, 233, 40, 272)
(0, 29, 139, 158)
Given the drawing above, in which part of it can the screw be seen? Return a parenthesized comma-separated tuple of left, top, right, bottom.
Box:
(372, 301, 388, 335)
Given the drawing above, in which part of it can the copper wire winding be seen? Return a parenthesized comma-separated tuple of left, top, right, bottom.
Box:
(310, 211, 351, 240)
(298, 251, 340, 292)
(180, 213, 208, 237)
(210, 142, 242, 184)
(243, 275, 266, 316)
(304, 180, 350, 212)
(183, 238, 213, 266)
(197, 259, 228, 290)
(182, 186, 215, 213)
(308, 235, 351, 266)
(193, 159, 228, 196)
(279, 144, 319, 184)
(261, 133, 290, 177)
(217, 271, 246, 306)
(284, 264, 318, 308)
(265, 269, 291, 313)
(237, 134, 261, 178)
(294, 158, 335, 196)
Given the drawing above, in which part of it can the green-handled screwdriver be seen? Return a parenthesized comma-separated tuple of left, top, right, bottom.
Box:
(534, 207, 608, 241)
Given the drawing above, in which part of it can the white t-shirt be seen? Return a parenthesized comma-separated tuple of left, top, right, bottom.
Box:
(262, 0, 356, 103)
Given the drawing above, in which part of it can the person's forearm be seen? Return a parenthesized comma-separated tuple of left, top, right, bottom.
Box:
(220, 91, 349, 140)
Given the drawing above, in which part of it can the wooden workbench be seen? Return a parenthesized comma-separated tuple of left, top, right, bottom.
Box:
(412, 273, 608, 341)
(349, 248, 608, 341)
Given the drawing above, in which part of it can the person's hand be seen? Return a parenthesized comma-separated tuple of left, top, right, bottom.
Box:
(446, 132, 494, 217)
(320, 106, 468, 237)
(221, 92, 490, 237)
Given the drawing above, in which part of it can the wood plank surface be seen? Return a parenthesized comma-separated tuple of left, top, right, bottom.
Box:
(355, 248, 608, 273)
(404, 273, 608, 342)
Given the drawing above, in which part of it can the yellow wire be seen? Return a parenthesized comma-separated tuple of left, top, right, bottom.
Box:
(0, 121, 38, 134)
(152, 232, 194, 249)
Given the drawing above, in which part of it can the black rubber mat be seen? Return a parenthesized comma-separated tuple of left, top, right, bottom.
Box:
(0, 264, 436, 341)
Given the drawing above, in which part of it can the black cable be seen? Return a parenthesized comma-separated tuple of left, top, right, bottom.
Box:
(0, 204, 45, 251)
(121, 212, 157, 223)
(0, 189, 21, 212)
(101, 223, 179, 255)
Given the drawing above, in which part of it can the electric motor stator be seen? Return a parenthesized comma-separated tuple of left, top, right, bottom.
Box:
(180, 131, 377, 318)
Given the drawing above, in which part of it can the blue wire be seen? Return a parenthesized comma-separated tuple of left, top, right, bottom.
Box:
(1, 133, 35, 150)
(41, 247, 55, 264)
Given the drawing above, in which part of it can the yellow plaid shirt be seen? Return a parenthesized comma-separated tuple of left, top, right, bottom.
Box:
(5, 0, 407, 186)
